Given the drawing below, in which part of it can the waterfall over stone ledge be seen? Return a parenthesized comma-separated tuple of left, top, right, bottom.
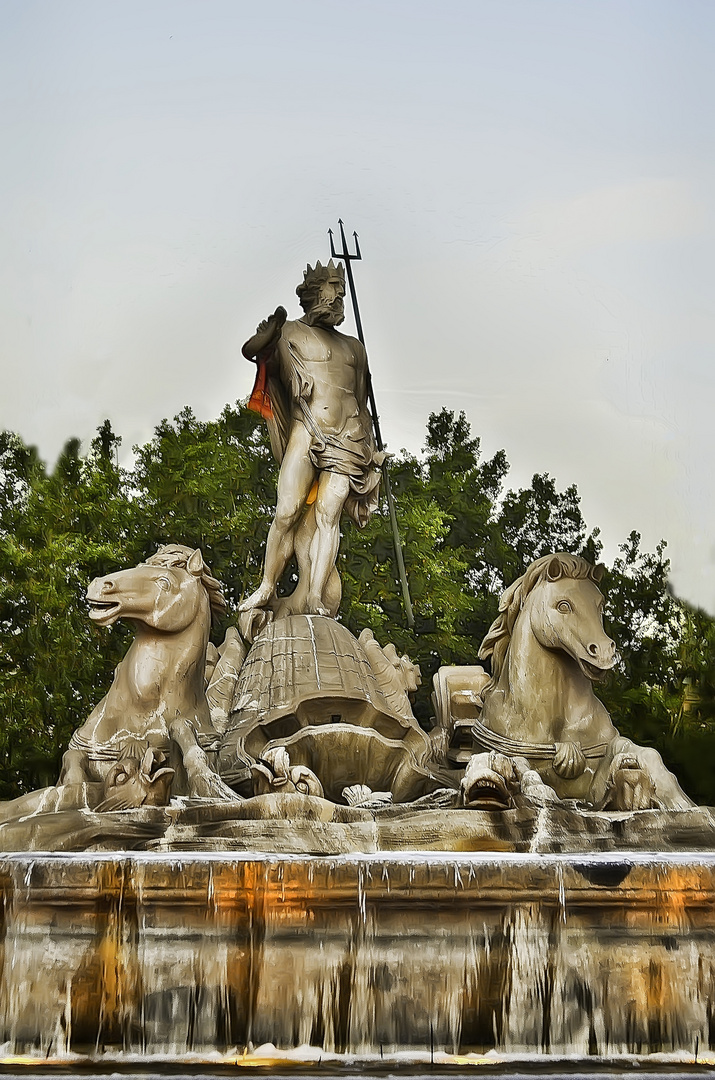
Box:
(2, 851, 714, 1064)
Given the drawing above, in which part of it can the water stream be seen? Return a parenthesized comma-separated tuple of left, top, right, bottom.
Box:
(0, 852, 713, 1062)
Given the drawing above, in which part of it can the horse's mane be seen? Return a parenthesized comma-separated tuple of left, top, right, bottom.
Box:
(478, 553, 603, 685)
(145, 544, 227, 620)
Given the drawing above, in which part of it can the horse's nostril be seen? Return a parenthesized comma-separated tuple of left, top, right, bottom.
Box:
(102, 580, 115, 592)
(588, 642, 599, 657)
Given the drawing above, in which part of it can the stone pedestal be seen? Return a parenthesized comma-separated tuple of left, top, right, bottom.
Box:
(1, 851, 714, 1063)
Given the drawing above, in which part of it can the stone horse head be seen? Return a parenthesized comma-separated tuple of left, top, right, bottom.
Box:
(87, 543, 226, 633)
(479, 553, 617, 690)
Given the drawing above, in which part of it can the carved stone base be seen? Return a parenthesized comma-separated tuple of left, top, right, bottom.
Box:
(3, 851, 715, 1060)
(1, 796, 715, 854)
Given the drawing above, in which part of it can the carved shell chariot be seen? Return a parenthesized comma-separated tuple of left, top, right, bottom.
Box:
(218, 614, 441, 803)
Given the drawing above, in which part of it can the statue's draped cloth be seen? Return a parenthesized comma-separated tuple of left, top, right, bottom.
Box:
(249, 344, 382, 528)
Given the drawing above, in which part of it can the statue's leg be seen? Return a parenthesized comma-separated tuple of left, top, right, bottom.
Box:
(0, 787, 58, 824)
(307, 471, 350, 616)
(588, 737, 625, 805)
(169, 719, 240, 802)
(591, 736, 694, 810)
(59, 746, 91, 786)
(239, 423, 316, 611)
(624, 741, 694, 809)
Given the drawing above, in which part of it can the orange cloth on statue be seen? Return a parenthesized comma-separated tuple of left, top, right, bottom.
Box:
(247, 357, 273, 420)
(248, 358, 318, 506)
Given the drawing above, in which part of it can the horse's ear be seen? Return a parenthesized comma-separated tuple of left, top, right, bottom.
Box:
(545, 556, 563, 582)
(187, 549, 205, 577)
(592, 563, 606, 583)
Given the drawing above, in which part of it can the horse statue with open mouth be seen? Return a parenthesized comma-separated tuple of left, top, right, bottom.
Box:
(60, 544, 238, 802)
(474, 553, 692, 811)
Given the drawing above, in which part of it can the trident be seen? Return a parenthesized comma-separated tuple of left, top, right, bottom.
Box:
(329, 220, 415, 629)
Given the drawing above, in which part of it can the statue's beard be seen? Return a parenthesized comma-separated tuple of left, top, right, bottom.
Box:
(304, 301, 345, 327)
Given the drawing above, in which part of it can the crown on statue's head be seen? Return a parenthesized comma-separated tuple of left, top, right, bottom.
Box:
(296, 259, 345, 309)
(303, 259, 345, 284)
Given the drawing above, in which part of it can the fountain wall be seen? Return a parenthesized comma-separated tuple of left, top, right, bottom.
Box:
(1, 851, 714, 1062)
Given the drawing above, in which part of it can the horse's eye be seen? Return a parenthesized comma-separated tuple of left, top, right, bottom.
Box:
(157, 576, 172, 591)
(557, 600, 572, 614)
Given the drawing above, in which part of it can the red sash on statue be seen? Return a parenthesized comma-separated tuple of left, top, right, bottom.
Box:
(247, 357, 273, 420)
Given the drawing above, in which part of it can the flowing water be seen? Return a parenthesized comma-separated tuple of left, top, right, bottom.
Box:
(0, 852, 714, 1062)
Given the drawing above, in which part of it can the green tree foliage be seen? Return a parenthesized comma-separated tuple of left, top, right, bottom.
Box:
(496, 473, 602, 584)
(130, 404, 276, 613)
(337, 408, 604, 722)
(338, 410, 508, 708)
(596, 533, 715, 803)
(2, 403, 715, 799)
(0, 423, 136, 793)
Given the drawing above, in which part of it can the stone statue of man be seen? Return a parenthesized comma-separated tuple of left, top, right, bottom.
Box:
(240, 260, 384, 619)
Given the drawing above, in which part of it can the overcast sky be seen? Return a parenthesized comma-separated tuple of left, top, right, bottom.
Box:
(1, 0, 714, 612)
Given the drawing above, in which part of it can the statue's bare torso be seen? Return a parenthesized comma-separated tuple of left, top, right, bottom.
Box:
(278, 319, 370, 441)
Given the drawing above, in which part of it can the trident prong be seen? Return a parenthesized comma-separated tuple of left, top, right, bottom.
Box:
(330, 219, 362, 261)
(327, 220, 414, 629)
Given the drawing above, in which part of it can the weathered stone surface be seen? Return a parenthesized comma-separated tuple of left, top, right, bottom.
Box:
(59, 544, 237, 802)
(432, 664, 491, 768)
(218, 614, 439, 802)
(2, 851, 715, 1059)
(464, 553, 693, 809)
(1, 793, 714, 854)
